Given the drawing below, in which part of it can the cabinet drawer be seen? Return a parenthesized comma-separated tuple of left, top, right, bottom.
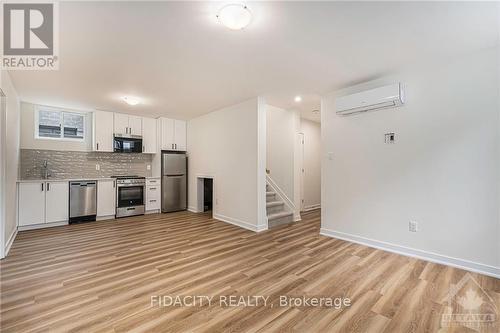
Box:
(146, 178, 160, 186)
(146, 197, 160, 210)
(146, 186, 160, 198)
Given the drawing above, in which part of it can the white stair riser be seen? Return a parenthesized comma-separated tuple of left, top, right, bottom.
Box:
(266, 203, 285, 215)
(268, 214, 294, 228)
(266, 193, 276, 202)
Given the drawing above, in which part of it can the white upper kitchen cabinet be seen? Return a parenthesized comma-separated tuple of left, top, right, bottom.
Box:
(18, 182, 45, 226)
(129, 116, 142, 136)
(160, 117, 186, 151)
(114, 113, 142, 137)
(97, 179, 116, 217)
(142, 117, 158, 153)
(174, 120, 186, 151)
(92, 111, 114, 152)
(161, 117, 175, 150)
(45, 181, 69, 223)
(114, 113, 129, 136)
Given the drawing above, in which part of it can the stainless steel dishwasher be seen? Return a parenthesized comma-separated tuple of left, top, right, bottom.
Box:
(69, 181, 97, 223)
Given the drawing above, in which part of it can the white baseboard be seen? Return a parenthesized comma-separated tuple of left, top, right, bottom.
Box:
(97, 215, 116, 221)
(303, 204, 321, 212)
(4, 228, 18, 257)
(187, 206, 198, 213)
(320, 227, 500, 279)
(213, 213, 267, 233)
(145, 210, 161, 215)
(18, 221, 68, 231)
(293, 214, 302, 222)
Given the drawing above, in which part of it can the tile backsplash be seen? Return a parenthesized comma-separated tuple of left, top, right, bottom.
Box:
(20, 149, 153, 179)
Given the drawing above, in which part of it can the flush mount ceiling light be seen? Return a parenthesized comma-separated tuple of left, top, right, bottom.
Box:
(122, 96, 140, 106)
(216, 4, 252, 30)
(294, 96, 302, 103)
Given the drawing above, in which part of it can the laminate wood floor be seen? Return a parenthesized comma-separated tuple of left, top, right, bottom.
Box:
(1, 210, 499, 332)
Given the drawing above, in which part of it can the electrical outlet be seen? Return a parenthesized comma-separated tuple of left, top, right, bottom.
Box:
(385, 133, 396, 144)
(95, 164, 100, 171)
(409, 221, 418, 232)
(147, 164, 151, 170)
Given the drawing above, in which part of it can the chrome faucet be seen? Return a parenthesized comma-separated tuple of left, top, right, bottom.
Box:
(41, 160, 52, 179)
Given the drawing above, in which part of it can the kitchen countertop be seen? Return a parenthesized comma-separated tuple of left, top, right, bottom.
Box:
(17, 177, 115, 183)
(18, 176, 160, 183)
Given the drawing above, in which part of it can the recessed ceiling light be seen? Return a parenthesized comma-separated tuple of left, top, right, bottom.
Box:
(217, 4, 252, 30)
(122, 96, 140, 106)
(294, 96, 302, 103)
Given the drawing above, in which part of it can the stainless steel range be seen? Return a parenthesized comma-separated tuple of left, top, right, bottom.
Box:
(112, 176, 146, 218)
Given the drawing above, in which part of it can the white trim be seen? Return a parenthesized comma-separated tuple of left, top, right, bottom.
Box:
(0, 89, 5, 259)
(96, 215, 116, 221)
(187, 206, 198, 213)
(213, 213, 268, 233)
(320, 227, 500, 279)
(18, 221, 68, 231)
(196, 174, 216, 215)
(4, 228, 17, 257)
(303, 204, 321, 212)
(145, 210, 160, 215)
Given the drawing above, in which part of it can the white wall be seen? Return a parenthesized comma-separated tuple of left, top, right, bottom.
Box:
(20, 102, 92, 151)
(0, 71, 21, 257)
(321, 46, 500, 277)
(266, 105, 295, 201)
(300, 119, 321, 210)
(187, 98, 266, 231)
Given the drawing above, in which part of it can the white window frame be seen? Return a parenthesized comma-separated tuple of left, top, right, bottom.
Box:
(34, 105, 87, 142)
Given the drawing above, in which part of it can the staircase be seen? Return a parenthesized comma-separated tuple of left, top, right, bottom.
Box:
(266, 183, 294, 228)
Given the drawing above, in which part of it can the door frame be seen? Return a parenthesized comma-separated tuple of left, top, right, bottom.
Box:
(196, 174, 216, 215)
(0, 89, 6, 259)
(297, 132, 305, 212)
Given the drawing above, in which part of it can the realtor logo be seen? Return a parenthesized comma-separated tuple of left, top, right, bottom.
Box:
(1, 1, 59, 69)
(441, 273, 497, 331)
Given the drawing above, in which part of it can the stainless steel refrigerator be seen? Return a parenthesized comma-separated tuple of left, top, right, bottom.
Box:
(161, 152, 187, 212)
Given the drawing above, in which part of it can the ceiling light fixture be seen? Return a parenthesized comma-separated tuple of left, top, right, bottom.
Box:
(122, 96, 140, 106)
(294, 96, 302, 103)
(216, 4, 252, 30)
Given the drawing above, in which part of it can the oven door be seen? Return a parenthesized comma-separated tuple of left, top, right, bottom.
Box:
(114, 137, 143, 153)
(117, 185, 144, 208)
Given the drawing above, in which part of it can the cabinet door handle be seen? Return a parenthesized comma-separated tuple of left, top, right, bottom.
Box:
(150, 199, 156, 202)
(47, 183, 50, 191)
(41, 183, 44, 191)
(113, 181, 115, 188)
(97, 143, 99, 151)
(149, 187, 156, 190)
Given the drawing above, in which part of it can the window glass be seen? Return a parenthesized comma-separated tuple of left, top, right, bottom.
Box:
(63, 112, 84, 139)
(38, 110, 61, 138)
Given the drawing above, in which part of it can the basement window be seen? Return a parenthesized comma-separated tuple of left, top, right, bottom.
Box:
(35, 106, 86, 141)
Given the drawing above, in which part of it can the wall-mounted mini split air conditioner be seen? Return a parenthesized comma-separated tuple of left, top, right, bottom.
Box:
(335, 83, 405, 115)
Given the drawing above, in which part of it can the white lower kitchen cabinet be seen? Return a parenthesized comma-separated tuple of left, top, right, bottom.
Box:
(146, 178, 161, 211)
(18, 181, 69, 227)
(18, 182, 46, 226)
(45, 181, 69, 223)
(97, 179, 116, 218)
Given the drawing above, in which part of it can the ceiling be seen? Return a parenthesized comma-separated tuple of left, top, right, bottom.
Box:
(8, 1, 500, 123)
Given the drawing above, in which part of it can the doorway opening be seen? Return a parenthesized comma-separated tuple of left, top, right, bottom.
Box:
(203, 178, 213, 212)
(196, 176, 215, 217)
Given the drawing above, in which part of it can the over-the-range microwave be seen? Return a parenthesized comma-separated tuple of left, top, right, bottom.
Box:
(113, 135, 143, 153)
